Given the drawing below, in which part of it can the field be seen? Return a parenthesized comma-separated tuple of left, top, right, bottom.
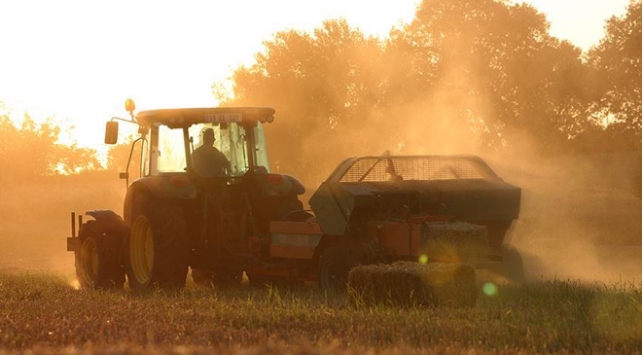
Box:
(1, 271, 642, 354)
(2, 154, 642, 353)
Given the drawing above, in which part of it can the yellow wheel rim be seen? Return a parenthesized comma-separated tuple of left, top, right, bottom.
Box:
(131, 215, 154, 285)
(80, 237, 99, 286)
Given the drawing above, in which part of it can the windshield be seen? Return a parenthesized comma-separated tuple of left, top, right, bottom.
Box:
(153, 122, 270, 175)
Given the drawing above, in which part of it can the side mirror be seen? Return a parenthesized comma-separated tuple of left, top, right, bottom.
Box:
(105, 121, 119, 144)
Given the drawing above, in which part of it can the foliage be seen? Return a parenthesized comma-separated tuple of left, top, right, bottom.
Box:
(396, 0, 590, 153)
(3, 0, 642, 183)
(0, 111, 100, 180)
(226, 19, 389, 184)
(1, 271, 642, 353)
(222, 0, 602, 186)
(106, 140, 142, 174)
(586, 1, 642, 197)
(588, 0, 642, 135)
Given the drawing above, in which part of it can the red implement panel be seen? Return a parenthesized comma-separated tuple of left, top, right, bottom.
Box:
(269, 221, 323, 259)
(373, 222, 423, 257)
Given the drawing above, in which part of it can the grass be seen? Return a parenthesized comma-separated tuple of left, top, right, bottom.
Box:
(348, 262, 477, 308)
(1, 271, 642, 354)
(2, 171, 642, 353)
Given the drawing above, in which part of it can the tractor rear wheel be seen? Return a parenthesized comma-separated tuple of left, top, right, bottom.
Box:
(126, 195, 190, 291)
(318, 246, 360, 292)
(74, 220, 125, 289)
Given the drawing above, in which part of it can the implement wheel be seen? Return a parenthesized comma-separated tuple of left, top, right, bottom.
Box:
(318, 246, 360, 292)
(74, 220, 125, 289)
(487, 244, 525, 284)
(126, 195, 190, 291)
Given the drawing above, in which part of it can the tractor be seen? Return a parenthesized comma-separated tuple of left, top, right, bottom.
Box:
(67, 100, 522, 292)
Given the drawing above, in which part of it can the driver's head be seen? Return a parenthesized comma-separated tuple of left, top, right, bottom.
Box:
(202, 128, 215, 146)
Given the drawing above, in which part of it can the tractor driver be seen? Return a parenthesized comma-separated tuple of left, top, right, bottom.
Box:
(192, 128, 231, 176)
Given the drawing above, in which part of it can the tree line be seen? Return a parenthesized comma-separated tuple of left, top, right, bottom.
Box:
(1, 0, 641, 185)
(220, 0, 642, 185)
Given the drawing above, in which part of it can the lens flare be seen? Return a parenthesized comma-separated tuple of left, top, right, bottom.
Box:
(482, 282, 498, 296)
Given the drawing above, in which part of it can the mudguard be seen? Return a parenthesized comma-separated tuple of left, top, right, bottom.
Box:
(67, 209, 128, 252)
(250, 173, 305, 197)
(284, 174, 306, 195)
(85, 210, 129, 237)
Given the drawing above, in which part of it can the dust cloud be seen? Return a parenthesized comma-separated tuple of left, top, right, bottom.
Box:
(492, 149, 642, 284)
(3, 34, 642, 286)
(2, 132, 641, 284)
(281, 53, 642, 286)
(0, 172, 125, 276)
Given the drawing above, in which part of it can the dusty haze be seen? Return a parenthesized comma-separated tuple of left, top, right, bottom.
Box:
(2, 20, 642, 284)
(265, 62, 642, 285)
(1, 140, 641, 285)
(0, 172, 125, 276)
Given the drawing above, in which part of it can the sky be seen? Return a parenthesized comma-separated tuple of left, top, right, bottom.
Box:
(0, 0, 633, 148)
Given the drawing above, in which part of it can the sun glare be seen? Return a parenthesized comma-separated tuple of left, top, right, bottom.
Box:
(0, 0, 631, 152)
(68, 279, 81, 291)
(0, 1, 420, 151)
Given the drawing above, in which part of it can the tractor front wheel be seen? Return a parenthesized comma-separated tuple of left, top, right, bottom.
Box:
(74, 220, 125, 289)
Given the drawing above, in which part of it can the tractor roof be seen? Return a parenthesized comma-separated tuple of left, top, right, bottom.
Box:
(136, 107, 275, 128)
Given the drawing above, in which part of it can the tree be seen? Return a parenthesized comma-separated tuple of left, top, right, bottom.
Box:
(225, 19, 390, 185)
(106, 140, 141, 174)
(219, 0, 596, 187)
(0, 109, 100, 181)
(392, 0, 591, 154)
(54, 144, 102, 175)
(587, 0, 642, 138)
(585, 1, 642, 198)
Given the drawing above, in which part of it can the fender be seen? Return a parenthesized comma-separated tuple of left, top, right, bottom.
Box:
(250, 173, 306, 197)
(283, 174, 305, 195)
(85, 210, 128, 237)
(67, 210, 127, 253)
(250, 173, 293, 197)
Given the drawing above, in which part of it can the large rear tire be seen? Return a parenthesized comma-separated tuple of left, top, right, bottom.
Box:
(75, 220, 125, 289)
(126, 195, 190, 291)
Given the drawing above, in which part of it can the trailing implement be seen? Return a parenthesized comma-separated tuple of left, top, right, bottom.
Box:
(66, 100, 522, 306)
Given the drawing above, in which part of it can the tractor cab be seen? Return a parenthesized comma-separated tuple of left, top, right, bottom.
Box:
(105, 101, 275, 184)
